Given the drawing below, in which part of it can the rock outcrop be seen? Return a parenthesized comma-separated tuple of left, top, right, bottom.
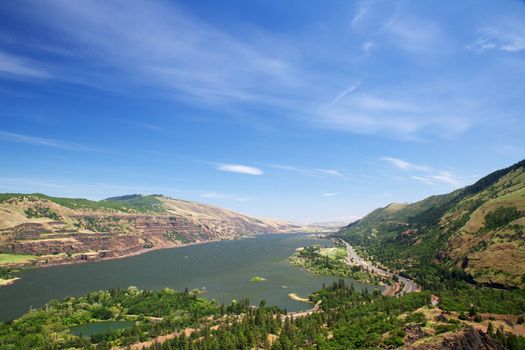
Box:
(403, 327, 505, 350)
(0, 194, 330, 267)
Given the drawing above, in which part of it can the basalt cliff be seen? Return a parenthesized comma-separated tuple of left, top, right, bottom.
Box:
(0, 193, 325, 267)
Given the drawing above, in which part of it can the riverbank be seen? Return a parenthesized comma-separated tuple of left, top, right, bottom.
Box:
(0, 277, 19, 287)
(0, 233, 357, 321)
(0, 233, 313, 288)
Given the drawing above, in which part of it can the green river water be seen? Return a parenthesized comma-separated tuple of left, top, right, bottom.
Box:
(0, 233, 376, 322)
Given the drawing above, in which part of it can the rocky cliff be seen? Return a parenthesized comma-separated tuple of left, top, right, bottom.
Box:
(0, 194, 326, 267)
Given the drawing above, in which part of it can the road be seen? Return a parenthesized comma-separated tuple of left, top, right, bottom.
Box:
(338, 239, 419, 295)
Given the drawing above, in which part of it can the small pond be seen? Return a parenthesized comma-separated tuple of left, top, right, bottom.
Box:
(69, 320, 134, 336)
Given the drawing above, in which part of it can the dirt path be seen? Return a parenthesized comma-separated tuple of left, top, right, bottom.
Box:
(113, 327, 195, 350)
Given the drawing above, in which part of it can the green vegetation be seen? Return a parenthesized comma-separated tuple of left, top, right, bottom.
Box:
(1, 281, 525, 349)
(250, 276, 267, 283)
(289, 245, 382, 284)
(24, 207, 61, 220)
(101, 194, 166, 212)
(437, 287, 525, 314)
(0, 193, 166, 213)
(0, 267, 13, 280)
(0, 254, 36, 266)
(488, 322, 525, 350)
(164, 231, 195, 244)
(337, 159, 525, 289)
(484, 206, 523, 230)
(0, 286, 221, 349)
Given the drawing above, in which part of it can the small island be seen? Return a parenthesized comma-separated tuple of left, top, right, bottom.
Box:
(250, 276, 267, 283)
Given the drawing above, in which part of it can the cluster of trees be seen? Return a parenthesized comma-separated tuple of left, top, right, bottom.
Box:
(289, 245, 381, 285)
(484, 206, 523, 230)
(144, 280, 432, 350)
(0, 267, 13, 280)
(487, 322, 525, 350)
(0, 287, 220, 350)
(1, 280, 525, 349)
(164, 231, 195, 244)
(24, 206, 61, 220)
(438, 288, 525, 314)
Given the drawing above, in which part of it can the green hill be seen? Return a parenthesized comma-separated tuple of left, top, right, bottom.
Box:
(337, 159, 525, 289)
(0, 193, 165, 213)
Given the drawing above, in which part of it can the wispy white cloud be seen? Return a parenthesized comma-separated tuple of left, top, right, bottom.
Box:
(216, 164, 263, 176)
(322, 192, 342, 197)
(0, 51, 49, 78)
(201, 192, 251, 202)
(268, 164, 343, 178)
(411, 172, 459, 186)
(467, 24, 525, 53)
(328, 81, 362, 107)
(382, 157, 460, 186)
(0, 0, 497, 145)
(426, 171, 459, 186)
(386, 17, 447, 54)
(352, 0, 376, 27)
(0, 130, 95, 152)
(317, 88, 473, 139)
(351, 0, 399, 32)
(382, 157, 430, 172)
(26, 0, 297, 105)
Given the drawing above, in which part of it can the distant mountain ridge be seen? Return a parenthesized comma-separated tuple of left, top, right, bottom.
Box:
(338, 159, 525, 289)
(0, 193, 328, 267)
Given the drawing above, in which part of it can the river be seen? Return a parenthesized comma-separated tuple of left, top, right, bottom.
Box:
(0, 233, 375, 321)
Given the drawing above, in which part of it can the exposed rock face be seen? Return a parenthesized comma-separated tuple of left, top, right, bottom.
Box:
(404, 324, 429, 344)
(0, 194, 330, 267)
(403, 327, 505, 350)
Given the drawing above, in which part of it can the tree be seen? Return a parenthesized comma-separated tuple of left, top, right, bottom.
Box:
(487, 322, 495, 336)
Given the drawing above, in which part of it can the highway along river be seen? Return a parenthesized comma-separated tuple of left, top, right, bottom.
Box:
(0, 233, 376, 321)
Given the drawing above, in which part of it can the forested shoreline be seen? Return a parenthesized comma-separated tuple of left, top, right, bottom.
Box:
(1, 280, 525, 349)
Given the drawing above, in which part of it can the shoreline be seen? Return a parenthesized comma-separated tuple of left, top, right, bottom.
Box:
(0, 277, 20, 287)
(287, 292, 311, 303)
(0, 232, 318, 287)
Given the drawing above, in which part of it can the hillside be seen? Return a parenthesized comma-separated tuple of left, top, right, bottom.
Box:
(337, 160, 525, 289)
(0, 193, 324, 268)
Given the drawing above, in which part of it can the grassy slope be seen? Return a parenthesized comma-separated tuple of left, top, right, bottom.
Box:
(0, 193, 165, 213)
(0, 253, 36, 265)
(338, 160, 525, 289)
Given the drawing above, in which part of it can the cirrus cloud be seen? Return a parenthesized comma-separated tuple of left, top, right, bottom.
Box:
(216, 164, 263, 176)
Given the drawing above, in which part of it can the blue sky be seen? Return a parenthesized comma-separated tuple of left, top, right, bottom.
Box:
(0, 0, 524, 223)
